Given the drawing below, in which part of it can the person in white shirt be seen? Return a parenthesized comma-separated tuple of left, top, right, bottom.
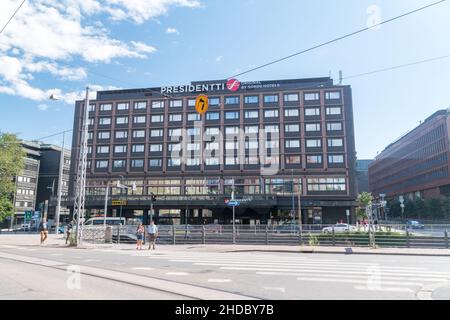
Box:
(147, 221, 158, 250)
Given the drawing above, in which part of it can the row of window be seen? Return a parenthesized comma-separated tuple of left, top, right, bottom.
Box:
(91, 138, 344, 154)
(16, 188, 35, 196)
(92, 154, 346, 169)
(16, 176, 36, 184)
(90, 122, 344, 140)
(15, 201, 34, 208)
(89, 91, 343, 112)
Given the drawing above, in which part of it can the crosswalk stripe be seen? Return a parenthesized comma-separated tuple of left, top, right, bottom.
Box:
(353, 286, 415, 293)
(296, 277, 423, 287)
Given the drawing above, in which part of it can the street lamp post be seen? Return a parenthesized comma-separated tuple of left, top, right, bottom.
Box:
(291, 169, 295, 224)
(55, 131, 66, 235)
(103, 181, 109, 227)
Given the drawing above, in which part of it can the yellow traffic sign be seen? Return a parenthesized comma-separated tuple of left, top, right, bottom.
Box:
(195, 94, 209, 115)
(112, 200, 127, 206)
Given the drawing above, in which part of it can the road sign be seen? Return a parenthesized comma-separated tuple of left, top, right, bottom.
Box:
(227, 200, 240, 207)
(112, 200, 127, 206)
(400, 204, 405, 209)
(399, 196, 404, 204)
(195, 94, 209, 115)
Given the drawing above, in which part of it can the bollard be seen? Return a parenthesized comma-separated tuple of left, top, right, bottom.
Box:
(406, 229, 410, 248)
(299, 227, 303, 246)
(172, 225, 176, 245)
(445, 230, 449, 249)
(105, 226, 112, 244)
(202, 225, 206, 245)
(265, 225, 269, 245)
(332, 226, 336, 247)
(117, 226, 120, 245)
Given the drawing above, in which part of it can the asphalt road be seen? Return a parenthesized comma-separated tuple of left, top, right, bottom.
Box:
(1, 243, 450, 300)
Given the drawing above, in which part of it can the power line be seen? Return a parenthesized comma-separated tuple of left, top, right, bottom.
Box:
(343, 54, 450, 80)
(229, 0, 448, 79)
(0, 0, 26, 35)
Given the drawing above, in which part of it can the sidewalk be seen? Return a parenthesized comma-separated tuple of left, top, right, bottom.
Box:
(1, 234, 450, 256)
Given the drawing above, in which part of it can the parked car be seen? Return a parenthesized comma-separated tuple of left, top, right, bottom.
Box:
(322, 224, 357, 233)
(19, 223, 31, 231)
(84, 217, 126, 226)
(204, 224, 223, 234)
(406, 220, 425, 230)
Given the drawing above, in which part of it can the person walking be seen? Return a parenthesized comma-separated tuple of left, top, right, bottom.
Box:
(136, 222, 145, 250)
(147, 220, 158, 250)
(39, 218, 49, 245)
(65, 221, 73, 245)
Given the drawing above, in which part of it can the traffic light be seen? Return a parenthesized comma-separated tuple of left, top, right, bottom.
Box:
(151, 193, 157, 202)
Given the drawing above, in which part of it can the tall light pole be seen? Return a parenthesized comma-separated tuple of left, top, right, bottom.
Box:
(104, 181, 109, 227)
(291, 169, 295, 224)
(54, 131, 67, 235)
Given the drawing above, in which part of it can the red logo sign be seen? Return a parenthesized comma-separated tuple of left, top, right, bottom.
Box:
(226, 79, 241, 92)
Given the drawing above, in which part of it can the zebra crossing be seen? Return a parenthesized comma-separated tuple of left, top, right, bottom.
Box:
(128, 250, 450, 294)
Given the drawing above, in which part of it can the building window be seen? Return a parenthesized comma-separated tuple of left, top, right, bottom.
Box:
(305, 108, 320, 116)
(206, 112, 220, 120)
(225, 141, 239, 150)
(205, 142, 220, 151)
(152, 101, 164, 109)
(187, 143, 201, 151)
(98, 132, 110, 139)
(149, 144, 163, 152)
(284, 93, 299, 102)
(225, 127, 239, 135)
(307, 155, 322, 164)
(327, 122, 343, 131)
(150, 129, 164, 137)
(328, 155, 345, 164)
(245, 126, 259, 134)
(88, 118, 94, 126)
(188, 113, 200, 121)
(100, 104, 112, 111)
(169, 114, 182, 122)
(305, 123, 321, 132)
(134, 101, 147, 110)
(307, 177, 346, 192)
(187, 128, 200, 136)
(285, 109, 299, 117)
(285, 124, 300, 133)
(285, 140, 300, 148)
(133, 130, 145, 138)
(245, 110, 259, 119)
(117, 103, 129, 111)
(168, 158, 181, 167)
(265, 125, 279, 133)
(169, 128, 182, 136)
(245, 156, 259, 165)
(188, 99, 196, 107)
(306, 139, 322, 148)
(264, 95, 279, 103)
(116, 117, 128, 125)
(209, 97, 220, 106)
(88, 104, 96, 112)
(115, 131, 128, 139)
(326, 107, 342, 115)
(325, 91, 341, 100)
(114, 145, 127, 153)
(88, 132, 93, 140)
(170, 100, 183, 108)
(186, 158, 201, 166)
(99, 117, 111, 125)
(97, 146, 109, 154)
(245, 140, 259, 149)
(205, 127, 220, 135)
(168, 143, 181, 152)
(244, 96, 259, 104)
(225, 111, 240, 120)
(149, 159, 162, 167)
(133, 116, 146, 124)
(264, 109, 279, 118)
(225, 157, 239, 165)
(151, 115, 164, 123)
(114, 160, 126, 168)
(328, 138, 344, 147)
(206, 157, 220, 166)
(225, 96, 239, 105)
(304, 92, 320, 101)
(131, 159, 144, 168)
(130, 145, 144, 153)
(265, 140, 279, 149)
(96, 160, 108, 168)
(286, 156, 301, 164)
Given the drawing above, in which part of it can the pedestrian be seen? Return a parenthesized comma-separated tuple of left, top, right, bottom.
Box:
(39, 218, 49, 245)
(136, 222, 145, 250)
(147, 220, 158, 250)
(65, 221, 73, 245)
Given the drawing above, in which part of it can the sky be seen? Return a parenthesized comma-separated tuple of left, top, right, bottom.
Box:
(0, 0, 449, 159)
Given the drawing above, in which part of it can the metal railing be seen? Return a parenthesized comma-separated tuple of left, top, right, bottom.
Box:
(77, 224, 450, 249)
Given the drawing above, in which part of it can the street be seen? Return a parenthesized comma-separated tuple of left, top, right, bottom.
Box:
(1, 238, 450, 300)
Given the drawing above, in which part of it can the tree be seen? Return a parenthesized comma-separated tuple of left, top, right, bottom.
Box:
(0, 133, 25, 222)
(356, 192, 372, 220)
(425, 198, 443, 220)
(442, 197, 450, 220)
(413, 198, 426, 219)
(388, 199, 402, 218)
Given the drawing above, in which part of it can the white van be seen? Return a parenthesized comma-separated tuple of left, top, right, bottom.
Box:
(84, 217, 126, 226)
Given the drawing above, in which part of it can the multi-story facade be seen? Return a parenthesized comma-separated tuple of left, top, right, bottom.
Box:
(11, 141, 40, 226)
(369, 109, 450, 200)
(356, 159, 373, 194)
(68, 77, 357, 225)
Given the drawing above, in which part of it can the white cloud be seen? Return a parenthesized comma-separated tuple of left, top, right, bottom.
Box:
(37, 104, 49, 111)
(216, 55, 223, 62)
(0, 0, 201, 103)
(166, 28, 180, 35)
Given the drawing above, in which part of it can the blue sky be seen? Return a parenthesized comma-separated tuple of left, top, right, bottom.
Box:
(0, 0, 449, 159)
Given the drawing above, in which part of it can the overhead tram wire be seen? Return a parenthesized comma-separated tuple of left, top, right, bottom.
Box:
(0, 0, 26, 35)
(342, 54, 450, 80)
(228, 0, 448, 79)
